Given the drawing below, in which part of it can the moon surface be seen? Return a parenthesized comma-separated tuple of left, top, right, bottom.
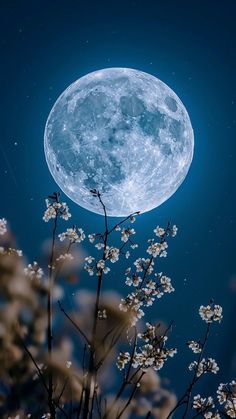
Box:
(44, 68, 194, 217)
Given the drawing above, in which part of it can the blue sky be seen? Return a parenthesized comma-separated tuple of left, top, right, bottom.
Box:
(0, 0, 236, 397)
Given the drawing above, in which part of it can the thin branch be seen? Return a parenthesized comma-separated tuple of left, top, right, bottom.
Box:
(116, 371, 145, 419)
(58, 300, 91, 345)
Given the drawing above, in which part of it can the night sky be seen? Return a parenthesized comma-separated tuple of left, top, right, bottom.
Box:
(1, 0, 236, 398)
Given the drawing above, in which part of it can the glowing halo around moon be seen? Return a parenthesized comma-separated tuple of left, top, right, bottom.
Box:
(44, 68, 194, 217)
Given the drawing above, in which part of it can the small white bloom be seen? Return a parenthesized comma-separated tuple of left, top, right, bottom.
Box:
(85, 256, 95, 264)
(199, 304, 223, 323)
(117, 352, 131, 370)
(43, 199, 71, 222)
(98, 309, 107, 319)
(153, 226, 165, 237)
(24, 261, 44, 281)
(95, 242, 105, 250)
(171, 225, 178, 237)
(0, 218, 7, 236)
(88, 234, 96, 243)
(58, 227, 85, 243)
(187, 340, 202, 354)
(121, 228, 135, 243)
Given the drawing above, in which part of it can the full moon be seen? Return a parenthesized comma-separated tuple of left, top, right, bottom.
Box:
(44, 68, 194, 216)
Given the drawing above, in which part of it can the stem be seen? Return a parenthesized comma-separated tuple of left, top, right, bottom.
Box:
(83, 192, 109, 419)
(166, 323, 211, 419)
(116, 371, 145, 419)
(47, 214, 58, 419)
(58, 301, 90, 345)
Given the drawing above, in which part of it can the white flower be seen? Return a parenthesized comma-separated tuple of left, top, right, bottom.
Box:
(0, 247, 22, 257)
(56, 253, 74, 263)
(96, 259, 110, 274)
(204, 412, 221, 419)
(193, 394, 214, 409)
(98, 309, 107, 319)
(58, 227, 85, 243)
(84, 264, 94, 276)
(129, 215, 136, 223)
(117, 352, 131, 370)
(0, 218, 7, 235)
(105, 246, 119, 263)
(187, 340, 202, 353)
(24, 262, 44, 280)
(125, 275, 142, 287)
(160, 275, 174, 293)
(85, 256, 95, 264)
(171, 225, 178, 237)
(121, 228, 135, 243)
(66, 361, 72, 369)
(199, 304, 223, 323)
(217, 381, 236, 417)
(147, 241, 168, 258)
(88, 234, 96, 243)
(43, 199, 71, 222)
(189, 358, 219, 377)
(125, 251, 130, 259)
(153, 226, 165, 237)
(97, 260, 105, 269)
(95, 242, 105, 250)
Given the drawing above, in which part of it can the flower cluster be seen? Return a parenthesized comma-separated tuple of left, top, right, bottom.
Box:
(154, 224, 178, 238)
(132, 324, 177, 371)
(121, 227, 136, 243)
(199, 303, 223, 323)
(187, 340, 202, 354)
(189, 358, 219, 377)
(193, 394, 215, 410)
(97, 259, 110, 274)
(120, 270, 174, 324)
(217, 381, 236, 418)
(98, 309, 107, 319)
(0, 218, 7, 235)
(0, 247, 22, 257)
(116, 351, 131, 370)
(58, 227, 85, 243)
(24, 262, 44, 281)
(146, 239, 168, 258)
(43, 194, 71, 222)
(105, 246, 120, 263)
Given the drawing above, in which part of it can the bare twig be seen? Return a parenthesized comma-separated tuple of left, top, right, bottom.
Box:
(58, 300, 91, 345)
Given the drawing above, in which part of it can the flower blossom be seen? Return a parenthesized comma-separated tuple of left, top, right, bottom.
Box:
(199, 304, 223, 323)
(146, 240, 168, 258)
(88, 234, 96, 243)
(193, 394, 215, 410)
(121, 227, 135, 243)
(187, 340, 202, 354)
(132, 334, 177, 371)
(189, 358, 219, 377)
(105, 246, 119, 263)
(153, 226, 165, 237)
(43, 198, 71, 222)
(203, 412, 221, 419)
(58, 227, 85, 243)
(117, 352, 131, 370)
(0, 218, 7, 235)
(97, 259, 110, 274)
(217, 381, 236, 418)
(24, 262, 44, 281)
